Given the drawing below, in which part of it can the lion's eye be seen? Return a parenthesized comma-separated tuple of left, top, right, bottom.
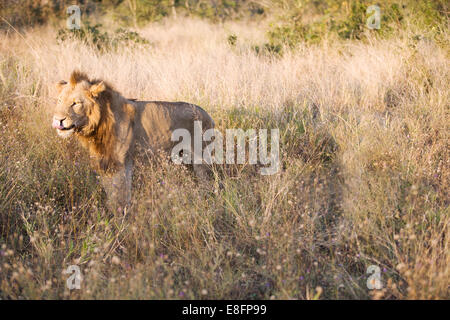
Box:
(72, 102, 83, 113)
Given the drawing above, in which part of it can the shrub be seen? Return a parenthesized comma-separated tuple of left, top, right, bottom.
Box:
(56, 23, 149, 52)
(0, 0, 50, 29)
(267, 0, 446, 47)
(227, 34, 238, 46)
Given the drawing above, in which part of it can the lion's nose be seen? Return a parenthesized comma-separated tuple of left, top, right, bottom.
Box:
(52, 117, 66, 129)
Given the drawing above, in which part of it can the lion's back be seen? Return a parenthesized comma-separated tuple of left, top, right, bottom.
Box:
(132, 101, 214, 151)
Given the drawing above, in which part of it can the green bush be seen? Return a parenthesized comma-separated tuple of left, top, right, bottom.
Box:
(267, 0, 446, 47)
(0, 0, 50, 29)
(252, 43, 283, 56)
(227, 34, 237, 46)
(56, 23, 149, 52)
(1, 0, 265, 30)
(112, 0, 171, 26)
(109, 0, 265, 25)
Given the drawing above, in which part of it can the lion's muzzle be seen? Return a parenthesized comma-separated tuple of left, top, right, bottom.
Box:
(52, 118, 65, 129)
(52, 117, 75, 131)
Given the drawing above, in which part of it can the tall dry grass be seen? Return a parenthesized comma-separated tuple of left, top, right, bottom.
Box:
(0, 18, 448, 299)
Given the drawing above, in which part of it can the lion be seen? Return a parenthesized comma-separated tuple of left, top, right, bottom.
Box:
(52, 70, 215, 211)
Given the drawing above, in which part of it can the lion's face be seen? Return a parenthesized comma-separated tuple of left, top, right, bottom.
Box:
(53, 77, 105, 138)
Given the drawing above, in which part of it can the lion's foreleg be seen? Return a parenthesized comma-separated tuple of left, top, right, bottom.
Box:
(193, 163, 210, 181)
(101, 160, 133, 213)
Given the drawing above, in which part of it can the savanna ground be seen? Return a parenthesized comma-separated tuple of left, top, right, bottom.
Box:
(0, 1, 448, 299)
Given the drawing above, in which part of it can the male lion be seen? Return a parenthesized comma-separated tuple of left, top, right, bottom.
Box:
(53, 70, 214, 211)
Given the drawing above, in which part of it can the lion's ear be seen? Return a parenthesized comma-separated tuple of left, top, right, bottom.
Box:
(56, 80, 67, 93)
(90, 81, 106, 97)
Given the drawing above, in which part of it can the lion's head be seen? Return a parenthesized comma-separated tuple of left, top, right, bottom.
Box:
(53, 71, 109, 138)
(53, 70, 120, 172)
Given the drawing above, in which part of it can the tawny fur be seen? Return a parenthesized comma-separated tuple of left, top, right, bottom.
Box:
(53, 70, 214, 211)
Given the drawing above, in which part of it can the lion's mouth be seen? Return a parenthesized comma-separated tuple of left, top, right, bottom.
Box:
(58, 124, 75, 131)
(52, 118, 75, 131)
